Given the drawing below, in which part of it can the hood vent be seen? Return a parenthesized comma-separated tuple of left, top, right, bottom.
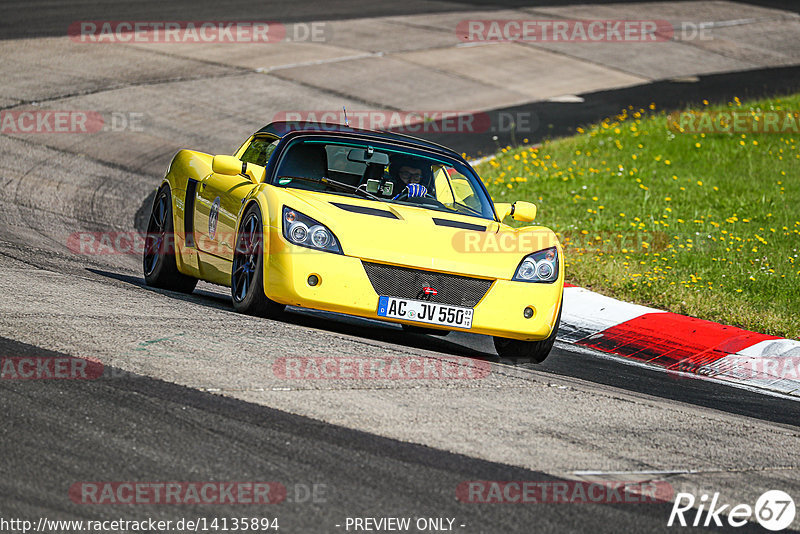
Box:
(432, 218, 486, 232)
(330, 202, 398, 219)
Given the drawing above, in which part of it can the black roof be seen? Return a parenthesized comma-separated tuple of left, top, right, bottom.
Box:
(255, 121, 462, 160)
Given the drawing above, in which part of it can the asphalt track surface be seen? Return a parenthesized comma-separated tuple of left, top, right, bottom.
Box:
(411, 64, 800, 156)
(1, 0, 797, 40)
(1, 336, 786, 534)
(2, 1, 800, 533)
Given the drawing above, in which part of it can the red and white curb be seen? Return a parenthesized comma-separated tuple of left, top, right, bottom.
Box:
(559, 285, 800, 397)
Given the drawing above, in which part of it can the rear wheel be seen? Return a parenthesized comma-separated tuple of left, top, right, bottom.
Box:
(143, 186, 197, 293)
(493, 305, 562, 364)
(231, 205, 285, 318)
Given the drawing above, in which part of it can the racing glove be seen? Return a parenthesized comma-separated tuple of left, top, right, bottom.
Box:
(398, 183, 428, 199)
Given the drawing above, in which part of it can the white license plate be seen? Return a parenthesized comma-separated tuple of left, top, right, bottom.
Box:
(377, 296, 473, 329)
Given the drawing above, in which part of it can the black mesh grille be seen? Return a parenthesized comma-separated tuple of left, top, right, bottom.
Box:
(362, 262, 493, 308)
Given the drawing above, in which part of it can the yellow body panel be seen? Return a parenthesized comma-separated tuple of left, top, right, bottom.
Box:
(161, 148, 564, 341)
(263, 235, 562, 340)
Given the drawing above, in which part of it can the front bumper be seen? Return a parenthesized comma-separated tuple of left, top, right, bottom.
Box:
(264, 227, 563, 341)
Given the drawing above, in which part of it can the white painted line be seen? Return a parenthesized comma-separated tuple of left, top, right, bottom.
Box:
(573, 469, 701, 476)
(256, 52, 384, 73)
(547, 95, 585, 103)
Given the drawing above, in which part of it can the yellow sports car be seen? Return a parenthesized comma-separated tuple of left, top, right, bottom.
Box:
(143, 122, 563, 362)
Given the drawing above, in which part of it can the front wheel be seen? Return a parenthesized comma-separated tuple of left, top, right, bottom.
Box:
(143, 186, 197, 293)
(231, 205, 285, 319)
(493, 305, 562, 364)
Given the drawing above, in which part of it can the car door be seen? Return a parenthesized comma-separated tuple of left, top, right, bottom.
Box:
(194, 171, 255, 262)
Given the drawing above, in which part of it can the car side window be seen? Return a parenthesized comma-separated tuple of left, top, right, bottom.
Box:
(241, 138, 279, 167)
(433, 166, 484, 215)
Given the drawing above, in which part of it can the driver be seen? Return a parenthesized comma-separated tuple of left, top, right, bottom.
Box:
(387, 157, 430, 199)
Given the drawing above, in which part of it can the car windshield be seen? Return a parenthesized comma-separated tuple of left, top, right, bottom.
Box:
(272, 139, 496, 221)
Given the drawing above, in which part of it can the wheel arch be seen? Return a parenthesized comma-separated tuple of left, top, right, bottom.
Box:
(159, 149, 213, 277)
(236, 196, 271, 289)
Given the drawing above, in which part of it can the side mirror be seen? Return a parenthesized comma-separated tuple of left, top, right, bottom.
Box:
(495, 201, 536, 222)
(212, 155, 244, 176)
(511, 201, 537, 222)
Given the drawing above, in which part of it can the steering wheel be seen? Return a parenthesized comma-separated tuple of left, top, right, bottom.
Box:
(393, 186, 436, 202)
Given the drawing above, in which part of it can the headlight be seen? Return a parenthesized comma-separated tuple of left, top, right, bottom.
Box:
(512, 246, 559, 283)
(310, 226, 331, 248)
(282, 207, 342, 254)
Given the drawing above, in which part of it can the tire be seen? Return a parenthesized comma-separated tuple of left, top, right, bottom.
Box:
(231, 205, 285, 318)
(493, 304, 562, 364)
(143, 186, 198, 293)
(401, 324, 449, 336)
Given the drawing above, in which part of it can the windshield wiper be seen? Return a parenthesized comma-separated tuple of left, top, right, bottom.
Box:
(278, 176, 384, 202)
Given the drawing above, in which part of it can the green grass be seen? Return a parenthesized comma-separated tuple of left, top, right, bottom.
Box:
(475, 94, 800, 339)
